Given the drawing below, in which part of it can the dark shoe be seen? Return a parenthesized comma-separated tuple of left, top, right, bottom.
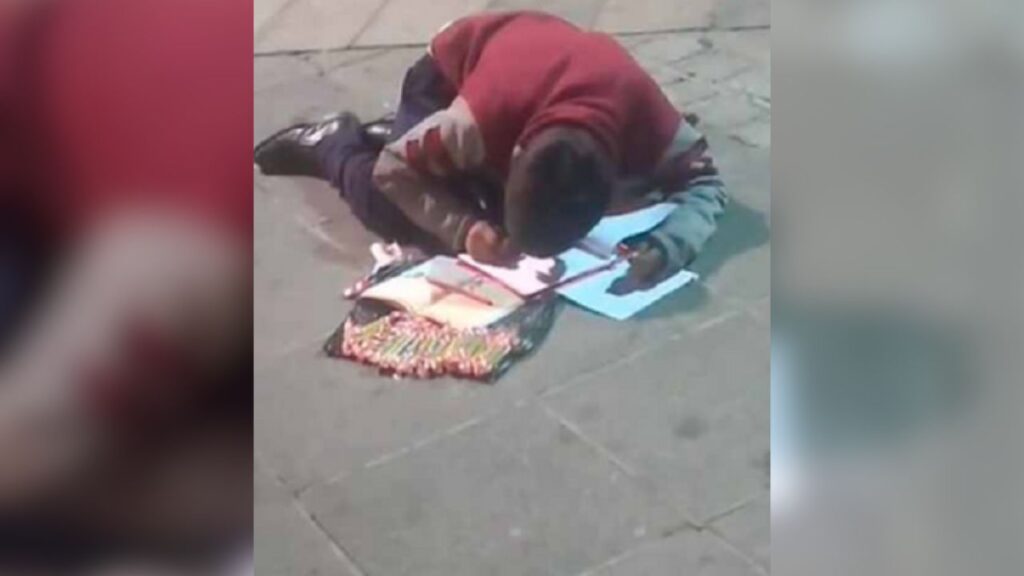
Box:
(254, 113, 362, 178)
(362, 117, 394, 149)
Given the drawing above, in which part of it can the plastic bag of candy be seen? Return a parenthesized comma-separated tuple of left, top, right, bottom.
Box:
(324, 257, 558, 382)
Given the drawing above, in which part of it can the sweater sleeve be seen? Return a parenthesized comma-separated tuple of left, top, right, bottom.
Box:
(372, 97, 488, 253)
(647, 121, 728, 268)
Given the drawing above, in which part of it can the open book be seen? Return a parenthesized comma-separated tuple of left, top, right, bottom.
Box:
(362, 203, 697, 326)
(458, 203, 698, 319)
(358, 257, 524, 329)
(458, 202, 680, 297)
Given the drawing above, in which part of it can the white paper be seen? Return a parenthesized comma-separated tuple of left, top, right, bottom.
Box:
(557, 260, 698, 320)
(459, 203, 677, 296)
(584, 202, 678, 253)
(456, 255, 560, 296)
(361, 257, 524, 328)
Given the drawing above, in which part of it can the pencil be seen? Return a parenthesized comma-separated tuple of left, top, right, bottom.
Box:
(425, 278, 495, 306)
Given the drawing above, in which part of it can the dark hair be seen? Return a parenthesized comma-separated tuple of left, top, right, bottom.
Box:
(505, 136, 613, 257)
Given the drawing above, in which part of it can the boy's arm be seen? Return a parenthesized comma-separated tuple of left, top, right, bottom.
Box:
(645, 121, 728, 269)
(372, 97, 487, 253)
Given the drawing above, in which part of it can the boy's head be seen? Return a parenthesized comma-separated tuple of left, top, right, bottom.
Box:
(504, 127, 613, 258)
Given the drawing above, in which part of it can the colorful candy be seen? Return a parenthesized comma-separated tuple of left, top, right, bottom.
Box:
(330, 312, 522, 381)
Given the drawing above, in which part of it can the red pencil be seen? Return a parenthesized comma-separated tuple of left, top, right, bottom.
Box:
(455, 260, 525, 298)
(531, 245, 638, 297)
(425, 278, 495, 306)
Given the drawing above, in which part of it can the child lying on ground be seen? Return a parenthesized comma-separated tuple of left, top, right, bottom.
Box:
(256, 10, 727, 290)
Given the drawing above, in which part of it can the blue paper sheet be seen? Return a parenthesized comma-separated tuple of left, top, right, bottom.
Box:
(557, 260, 698, 320)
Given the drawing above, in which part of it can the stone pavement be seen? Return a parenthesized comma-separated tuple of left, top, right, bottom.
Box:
(254, 1, 770, 574)
(255, 0, 768, 53)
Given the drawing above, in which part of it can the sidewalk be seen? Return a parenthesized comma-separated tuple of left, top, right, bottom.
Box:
(255, 0, 769, 52)
(255, 2, 770, 574)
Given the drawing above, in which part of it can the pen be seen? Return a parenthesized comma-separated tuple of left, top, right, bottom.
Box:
(425, 278, 495, 306)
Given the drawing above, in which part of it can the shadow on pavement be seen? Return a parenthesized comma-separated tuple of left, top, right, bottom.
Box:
(636, 199, 769, 321)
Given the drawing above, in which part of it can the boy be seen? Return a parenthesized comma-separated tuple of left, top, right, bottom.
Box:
(256, 11, 726, 287)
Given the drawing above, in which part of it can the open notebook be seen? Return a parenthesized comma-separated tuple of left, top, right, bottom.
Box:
(459, 202, 680, 297)
(362, 203, 696, 326)
(358, 257, 524, 329)
(458, 203, 698, 319)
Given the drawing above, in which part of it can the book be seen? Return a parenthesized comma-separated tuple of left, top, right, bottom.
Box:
(358, 257, 524, 329)
(458, 202, 679, 297)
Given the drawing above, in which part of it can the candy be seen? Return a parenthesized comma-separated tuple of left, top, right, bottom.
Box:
(337, 311, 522, 380)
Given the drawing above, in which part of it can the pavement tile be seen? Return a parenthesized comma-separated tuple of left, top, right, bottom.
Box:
(687, 92, 764, 129)
(586, 530, 759, 575)
(627, 33, 709, 68)
(713, 0, 770, 29)
(673, 48, 758, 84)
(711, 492, 770, 571)
(254, 0, 293, 38)
(254, 184, 370, 366)
(322, 47, 427, 119)
(254, 72, 347, 144)
(748, 296, 769, 325)
(354, 0, 491, 46)
(708, 29, 771, 67)
(502, 305, 676, 397)
(302, 403, 686, 576)
(256, 0, 384, 53)
(729, 117, 771, 150)
(487, 0, 607, 29)
(255, 462, 360, 576)
(702, 240, 770, 306)
(595, 0, 716, 34)
(544, 313, 770, 523)
(629, 282, 744, 340)
(707, 128, 772, 215)
(662, 78, 722, 108)
(255, 54, 323, 93)
(255, 341, 524, 491)
(722, 67, 771, 104)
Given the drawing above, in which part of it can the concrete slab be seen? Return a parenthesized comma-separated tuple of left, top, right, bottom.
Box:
(711, 492, 771, 572)
(487, 0, 607, 29)
(584, 529, 760, 575)
(255, 54, 323, 93)
(254, 70, 347, 144)
(255, 0, 297, 40)
(713, 0, 770, 29)
(707, 128, 772, 217)
(354, 0, 491, 46)
(708, 29, 771, 67)
(255, 343, 521, 490)
(730, 118, 772, 150)
(321, 47, 426, 120)
(253, 182, 370, 366)
(595, 0, 716, 34)
(256, 0, 384, 53)
(627, 33, 709, 67)
(544, 313, 770, 523)
(688, 92, 765, 129)
(255, 462, 361, 576)
(302, 403, 686, 576)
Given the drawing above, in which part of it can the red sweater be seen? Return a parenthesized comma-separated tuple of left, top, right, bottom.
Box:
(430, 12, 682, 177)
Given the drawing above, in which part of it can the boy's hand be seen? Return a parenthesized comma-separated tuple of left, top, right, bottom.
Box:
(608, 240, 671, 296)
(465, 221, 519, 266)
